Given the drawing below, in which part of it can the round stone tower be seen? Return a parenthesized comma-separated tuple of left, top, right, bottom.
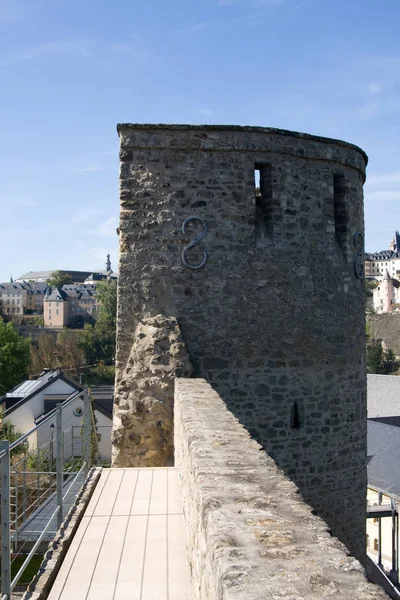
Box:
(114, 124, 367, 560)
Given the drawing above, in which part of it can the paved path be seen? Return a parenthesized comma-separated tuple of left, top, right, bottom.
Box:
(48, 468, 192, 600)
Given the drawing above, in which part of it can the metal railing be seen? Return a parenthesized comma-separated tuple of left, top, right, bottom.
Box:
(0, 388, 92, 600)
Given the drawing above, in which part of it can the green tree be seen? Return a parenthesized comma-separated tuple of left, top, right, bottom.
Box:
(80, 280, 117, 372)
(0, 318, 31, 395)
(47, 270, 73, 288)
(365, 279, 378, 298)
(367, 342, 398, 374)
(57, 328, 86, 378)
(95, 279, 117, 330)
(29, 334, 59, 376)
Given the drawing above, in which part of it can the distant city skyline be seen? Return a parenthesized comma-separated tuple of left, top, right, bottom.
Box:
(0, 0, 399, 280)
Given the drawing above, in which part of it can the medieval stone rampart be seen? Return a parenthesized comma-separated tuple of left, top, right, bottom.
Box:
(114, 123, 367, 559)
(174, 378, 387, 600)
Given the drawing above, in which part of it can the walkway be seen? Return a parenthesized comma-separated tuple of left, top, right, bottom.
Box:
(47, 468, 192, 600)
(16, 474, 85, 542)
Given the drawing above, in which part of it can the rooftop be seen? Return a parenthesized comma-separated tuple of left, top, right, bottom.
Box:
(368, 420, 400, 497)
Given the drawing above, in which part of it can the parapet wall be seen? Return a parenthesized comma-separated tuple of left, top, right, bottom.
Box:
(174, 378, 387, 600)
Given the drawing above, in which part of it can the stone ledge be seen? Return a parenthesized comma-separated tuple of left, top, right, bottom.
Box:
(174, 378, 388, 600)
(117, 122, 368, 164)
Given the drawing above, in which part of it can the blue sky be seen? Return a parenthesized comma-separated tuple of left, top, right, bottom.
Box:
(1, 0, 399, 282)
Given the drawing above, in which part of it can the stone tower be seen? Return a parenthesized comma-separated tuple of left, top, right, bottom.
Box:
(113, 124, 367, 560)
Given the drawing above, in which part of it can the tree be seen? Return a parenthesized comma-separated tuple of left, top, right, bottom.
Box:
(30, 334, 59, 376)
(0, 408, 28, 456)
(80, 280, 117, 370)
(95, 279, 117, 330)
(0, 318, 31, 395)
(367, 341, 398, 374)
(57, 328, 86, 378)
(365, 279, 378, 298)
(47, 270, 73, 288)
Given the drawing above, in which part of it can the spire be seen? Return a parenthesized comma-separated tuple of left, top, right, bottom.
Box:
(384, 269, 391, 281)
(106, 254, 111, 272)
(10, 275, 13, 283)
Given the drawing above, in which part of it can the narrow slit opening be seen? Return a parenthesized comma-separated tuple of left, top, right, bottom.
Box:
(291, 403, 301, 429)
(333, 174, 347, 250)
(255, 164, 272, 243)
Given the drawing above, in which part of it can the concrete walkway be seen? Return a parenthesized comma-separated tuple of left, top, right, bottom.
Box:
(48, 468, 192, 600)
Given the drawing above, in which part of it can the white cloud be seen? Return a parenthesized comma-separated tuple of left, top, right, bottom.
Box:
(8, 40, 91, 63)
(72, 206, 111, 224)
(367, 82, 384, 95)
(365, 171, 400, 204)
(0, 196, 36, 211)
(194, 107, 215, 117)
(366, 171, 400, 190)
(88, 247, 110, 263)
(355, 102, 381, 121)
(110, 43, 144, 59)
(365, 191, 400, 202)
(0, 0, 45, 24)
(218, 0, 284, 5)
(97, 217, 118, 238)
(71, 161, 103, 173)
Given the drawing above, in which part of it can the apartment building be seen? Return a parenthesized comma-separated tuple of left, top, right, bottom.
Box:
(0, 282, 28, 316)
(44, 284, 98, 328)
(366, 231, 400, 280)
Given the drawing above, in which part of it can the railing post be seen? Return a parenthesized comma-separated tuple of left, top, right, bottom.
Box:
(83, 389, 91, 475)
(56, 404, 64, 528)
(22, 456, 27, 525)
(36, 446, 40, 506)
(14, 471, 18, 546)
(1, 441, 11, 600)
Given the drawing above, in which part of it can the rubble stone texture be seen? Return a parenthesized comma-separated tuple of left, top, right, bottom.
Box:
(174, 378, 388, 600)
(114, 124, 367, 560)
(112, 314, 193, 466)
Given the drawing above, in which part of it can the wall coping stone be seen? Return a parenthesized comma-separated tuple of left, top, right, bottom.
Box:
(117, 122, 368, 165)
(174, 378, 387, 600)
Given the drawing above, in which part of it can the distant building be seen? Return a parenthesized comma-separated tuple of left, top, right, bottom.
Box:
(0, 369, 112, 461)
(1, 256, 117, 321)
(44, 284, 98, 328)
(0, 282, 28, 316)
(366, 232, 400, 279)
(373, 270, 400, 313)
(367, 374, 400, 578)
(16, 255, 117, 285)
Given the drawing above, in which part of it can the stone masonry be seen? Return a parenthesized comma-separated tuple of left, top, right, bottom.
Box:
(112, 314, 193, 466)
(174, 378, 388, 600)
(114, 124, 367, 560)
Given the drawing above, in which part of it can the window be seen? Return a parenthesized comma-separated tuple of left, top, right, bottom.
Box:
(56, 309, 59, 315)
(255, 164, 273, 243)
(333, 174, 347, 251)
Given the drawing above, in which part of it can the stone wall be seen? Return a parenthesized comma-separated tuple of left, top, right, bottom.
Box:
(112, 314, 193, 466)
(174, 378, 387, 600)
(367, 313, 400, 355)
(114, 123, 367, 559)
